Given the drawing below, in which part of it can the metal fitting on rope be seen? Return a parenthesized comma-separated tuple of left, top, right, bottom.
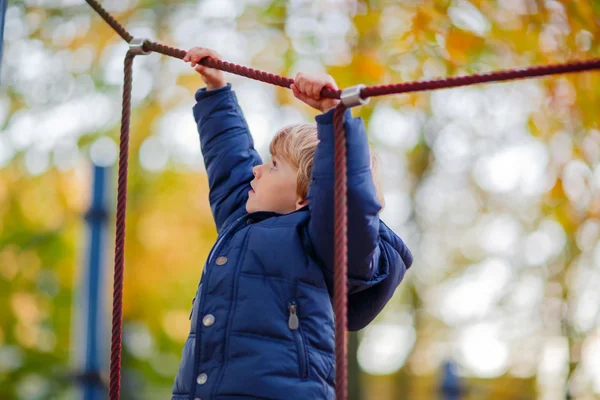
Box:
(128, 38, 151, 55)
(340, 84, 369, 108)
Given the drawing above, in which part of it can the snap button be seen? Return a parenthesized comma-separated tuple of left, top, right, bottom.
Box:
(196, 373, 208, 385)
(246, 218, 254, 225)
(203, 314, 215, 327)
(194, 398, 202, 400)
(215, 256, 228, 265)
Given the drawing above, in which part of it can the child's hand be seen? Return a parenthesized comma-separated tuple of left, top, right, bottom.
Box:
(184, 47, 226, 90)
(291, 73, 340, 113)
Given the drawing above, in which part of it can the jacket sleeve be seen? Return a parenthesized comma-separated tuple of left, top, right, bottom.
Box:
(307, 108, 414, 331)
(346, 222, 413, 331)
(193, 84, 262, 232)
(308, 108, 384, 288)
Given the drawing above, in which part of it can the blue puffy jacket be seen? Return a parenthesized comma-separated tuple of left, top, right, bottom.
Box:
(171, 84, 413, 400)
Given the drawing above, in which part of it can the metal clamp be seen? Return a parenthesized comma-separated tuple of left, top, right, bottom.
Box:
(340, 84, 369, 108)
(128, 38, 151, 55)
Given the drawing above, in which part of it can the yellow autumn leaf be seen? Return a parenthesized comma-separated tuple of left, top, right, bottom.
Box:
(445, 27, 485, 64)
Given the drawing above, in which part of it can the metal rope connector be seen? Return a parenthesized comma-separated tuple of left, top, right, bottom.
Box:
(340, 84, 369, 108)
(128, 38, 151, 55)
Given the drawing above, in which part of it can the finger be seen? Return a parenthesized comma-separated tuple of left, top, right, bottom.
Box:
(191, 49, 210, 63)
(292, 85, 308, 101)
(293, 86, 314, 102)
(296, 81, 305, 95)
(184, 47, 200, 62)
(197, 49, 221, 63)
(307, 82, 320, 100)
(304, 82, 314, 99)
(195, 65, 206, 73)
(191, 53, 202, 64)
(291, 83, 302, 97)
(294, 73, 305, 91)
(310, 82, 322, 99)
(207, 49, 222, 60)
(294, 77, 305, 94)
(292, 89, 311, 103)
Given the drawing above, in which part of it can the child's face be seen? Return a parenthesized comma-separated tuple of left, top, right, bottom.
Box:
(246, 154, 306, 214)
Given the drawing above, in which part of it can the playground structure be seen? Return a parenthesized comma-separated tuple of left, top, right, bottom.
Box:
(2, 1, 599, 399)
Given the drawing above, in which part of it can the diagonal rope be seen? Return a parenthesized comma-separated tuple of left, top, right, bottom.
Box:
(83, 1, 600, 399)
(142, 40, 343, 98)
(84, 0, 132, 43)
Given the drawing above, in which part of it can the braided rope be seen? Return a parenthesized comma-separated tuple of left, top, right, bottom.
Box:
(83, 1, 600, 399)
(84, 0, 132, 43)
(108, 51, 134, 399)
(85, 0, 600, 102)
(361, 58, 600, 98)
(143, 40, 344, 98)
(333, 104, 349, 400)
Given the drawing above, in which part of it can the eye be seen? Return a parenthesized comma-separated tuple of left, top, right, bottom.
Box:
(270, 159, 278, 171)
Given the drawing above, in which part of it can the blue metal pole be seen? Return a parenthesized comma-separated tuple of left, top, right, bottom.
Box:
(77, 165, 111, 399)
(440, 360, 463, 400)
(0, 0, 7, 82)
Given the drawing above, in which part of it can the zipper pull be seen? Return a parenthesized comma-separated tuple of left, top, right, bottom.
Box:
(288, 303, 299, 330)
(189, 296, 196, 320)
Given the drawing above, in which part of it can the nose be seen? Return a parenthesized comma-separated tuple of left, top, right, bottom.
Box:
(252, 165, 260, 178)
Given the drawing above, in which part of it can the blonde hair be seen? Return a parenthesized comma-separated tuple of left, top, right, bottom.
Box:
(270, 123, 385, 209)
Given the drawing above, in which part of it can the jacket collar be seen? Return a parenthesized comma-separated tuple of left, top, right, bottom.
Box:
(246, 206, 309, 223)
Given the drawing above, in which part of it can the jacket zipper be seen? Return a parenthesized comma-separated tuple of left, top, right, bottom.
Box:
(288, 300, 308, 379)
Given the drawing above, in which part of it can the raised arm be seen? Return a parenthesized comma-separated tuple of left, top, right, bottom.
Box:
(293, 72, 414, 329)
(186, 48, 261, 231)
(308, 108, 382, 283)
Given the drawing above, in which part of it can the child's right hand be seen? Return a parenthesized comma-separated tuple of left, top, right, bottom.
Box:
(184, 47, 226, 90)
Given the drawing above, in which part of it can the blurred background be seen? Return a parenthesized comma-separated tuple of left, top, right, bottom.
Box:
(1, 0, 600, 399)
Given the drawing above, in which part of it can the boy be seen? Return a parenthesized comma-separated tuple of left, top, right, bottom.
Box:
(171, 47, 413, 400)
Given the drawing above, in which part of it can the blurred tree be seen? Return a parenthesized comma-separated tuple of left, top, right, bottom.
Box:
(0, 0, 599, 399)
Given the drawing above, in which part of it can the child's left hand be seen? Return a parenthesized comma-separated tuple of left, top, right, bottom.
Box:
(291, 73, 340, 113)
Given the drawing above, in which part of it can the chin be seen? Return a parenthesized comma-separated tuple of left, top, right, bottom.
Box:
(245, 201, 257, 213)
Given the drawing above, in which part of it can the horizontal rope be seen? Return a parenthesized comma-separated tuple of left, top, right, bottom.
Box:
(86, 0, 600, 101)
(361, 58, 600, 98)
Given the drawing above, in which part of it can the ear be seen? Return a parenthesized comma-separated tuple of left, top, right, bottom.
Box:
(295, 197, 308, 210)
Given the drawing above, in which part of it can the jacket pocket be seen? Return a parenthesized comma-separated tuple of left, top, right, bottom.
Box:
(288, 299, 309, 379)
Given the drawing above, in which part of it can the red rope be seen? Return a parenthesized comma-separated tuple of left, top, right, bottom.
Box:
(333, 104, 349, 400)
(108, 50, 134, 399)
(84, 0, 600, 102)
(85, 0, 132, 43)
(142, 40, 343, 99)
(83, 1, 600, 399)
(361, 58, 600, 98)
